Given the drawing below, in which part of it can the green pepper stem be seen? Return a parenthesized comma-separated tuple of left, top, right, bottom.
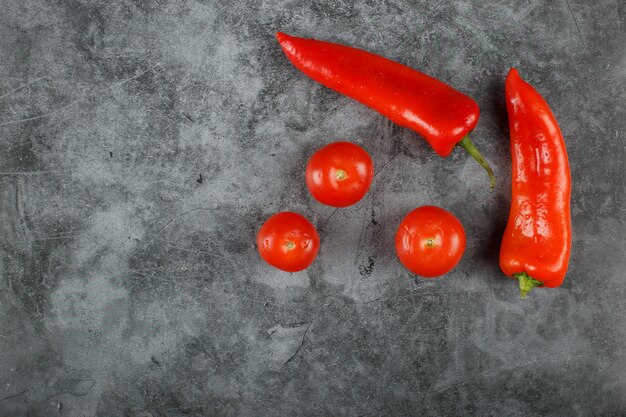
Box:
(513, 272, 543, 299)
(458, 135, 496, 189)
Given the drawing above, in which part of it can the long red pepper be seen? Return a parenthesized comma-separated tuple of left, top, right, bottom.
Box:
(276, 32, 495, 187)
(500, 68, 572, 298)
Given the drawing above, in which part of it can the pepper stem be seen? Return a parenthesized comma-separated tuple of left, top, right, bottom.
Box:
(513, 272, 543, 299)
(458, 135, 496, 188)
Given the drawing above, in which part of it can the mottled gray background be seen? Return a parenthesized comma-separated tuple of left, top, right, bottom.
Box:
(0, 0, 624, 416)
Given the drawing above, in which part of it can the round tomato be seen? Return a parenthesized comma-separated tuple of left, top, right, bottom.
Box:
(257, 211, 320, 272)
(305, 142, 374, 207)
(395, 206, 466, 278)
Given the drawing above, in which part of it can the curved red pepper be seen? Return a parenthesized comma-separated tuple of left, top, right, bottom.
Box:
(276, 32, 495, 187)
(500, 68, 572, 298)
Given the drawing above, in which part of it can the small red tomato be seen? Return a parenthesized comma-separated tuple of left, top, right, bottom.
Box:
(395, 206, 466, 278)
(257, 212, 320, 272)
(305, 142, 374, 207)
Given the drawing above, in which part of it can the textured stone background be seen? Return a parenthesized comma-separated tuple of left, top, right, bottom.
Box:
(1, 0, 625, 416)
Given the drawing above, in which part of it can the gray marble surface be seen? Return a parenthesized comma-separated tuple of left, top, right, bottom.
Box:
(1, 1, 625, 416)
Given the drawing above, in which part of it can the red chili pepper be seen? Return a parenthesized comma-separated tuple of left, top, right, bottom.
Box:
(500, 68, 572, 299)
(276, 32, 495, 187)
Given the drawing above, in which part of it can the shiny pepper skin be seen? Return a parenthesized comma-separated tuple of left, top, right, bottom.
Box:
(500, 68, 572, 298)
(276, 32, 478, 156)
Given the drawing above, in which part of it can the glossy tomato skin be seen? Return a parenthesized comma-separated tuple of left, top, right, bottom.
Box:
(257, 212, 320, 272)
(395, 206, 466, 278)
(306, 142, 374, 207)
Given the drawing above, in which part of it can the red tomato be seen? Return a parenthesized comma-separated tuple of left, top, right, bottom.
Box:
(305, 142, 374, 207)
(395, 206, 466, 278)
(257, 212, 320, 272)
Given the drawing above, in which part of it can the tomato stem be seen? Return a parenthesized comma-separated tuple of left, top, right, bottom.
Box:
(513, 272, 543, 299)
(458, 135, 496, 189)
